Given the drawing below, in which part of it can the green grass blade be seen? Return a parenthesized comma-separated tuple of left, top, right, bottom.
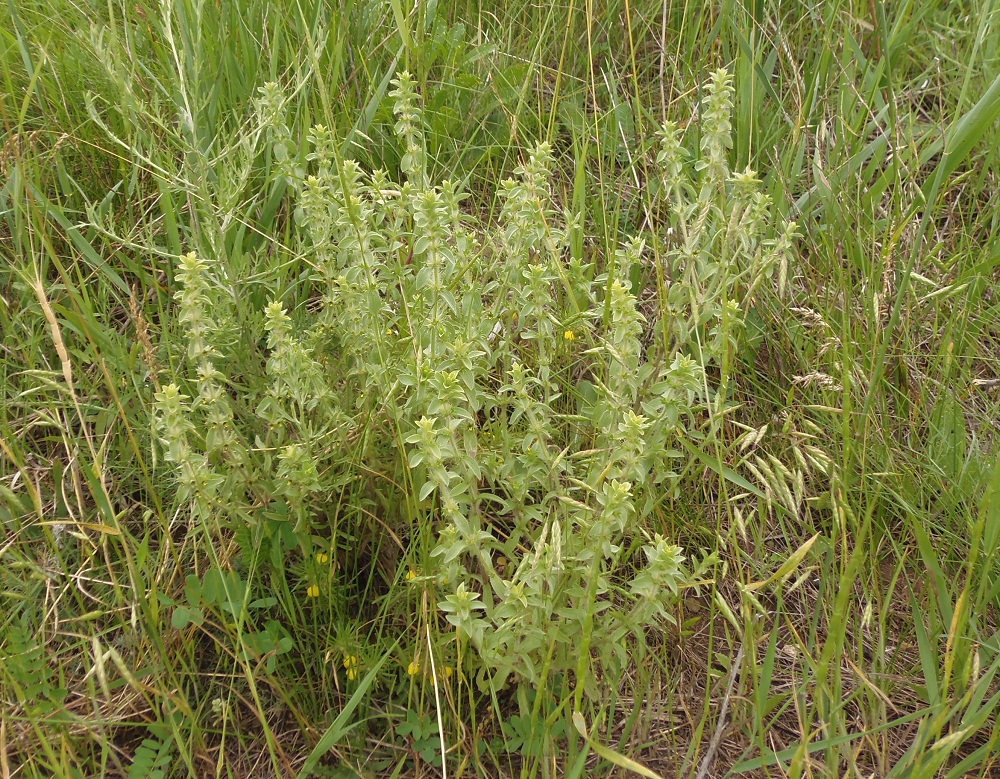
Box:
(296, 641, 399, 779)
(923, 70, 1000, 202)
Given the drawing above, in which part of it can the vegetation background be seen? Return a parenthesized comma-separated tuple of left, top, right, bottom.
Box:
(2, 0, 1000, 777)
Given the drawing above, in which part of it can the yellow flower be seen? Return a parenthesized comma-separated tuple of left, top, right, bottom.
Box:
(443, 666, 453, 678)
(564, 329, 575, 341)
(343, 654, 360, 680)
(316, 552, 330, 564)
(306, 584, 320, 598)
(405, 568, 417, 581)
(407, 660, 420, 676)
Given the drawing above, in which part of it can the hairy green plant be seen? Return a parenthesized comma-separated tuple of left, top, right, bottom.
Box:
(153, 68, 797, 720)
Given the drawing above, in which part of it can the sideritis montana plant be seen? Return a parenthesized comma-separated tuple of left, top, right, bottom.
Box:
(155, 68, 796, 705)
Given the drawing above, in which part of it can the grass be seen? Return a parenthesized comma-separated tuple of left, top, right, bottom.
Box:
(2, 0, 1000, 777)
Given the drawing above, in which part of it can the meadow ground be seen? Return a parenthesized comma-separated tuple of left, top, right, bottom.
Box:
(2, 1, 1000, 777)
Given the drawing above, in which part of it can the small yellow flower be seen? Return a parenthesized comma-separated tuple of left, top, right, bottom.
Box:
(343, 654, 360, 680)
(443, 666, 453, 678)
(407, 660, 420, 676)
(316, 552, 330, 564)
(564, 329, 575, 341)
(347, 666, 359, 681)
(306, 584, 320, 598)
(405, 568, 417, 581)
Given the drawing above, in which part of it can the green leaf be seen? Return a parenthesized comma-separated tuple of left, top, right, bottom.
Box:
(170, 606, 203, 630)
(418, 480, 436, 501)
